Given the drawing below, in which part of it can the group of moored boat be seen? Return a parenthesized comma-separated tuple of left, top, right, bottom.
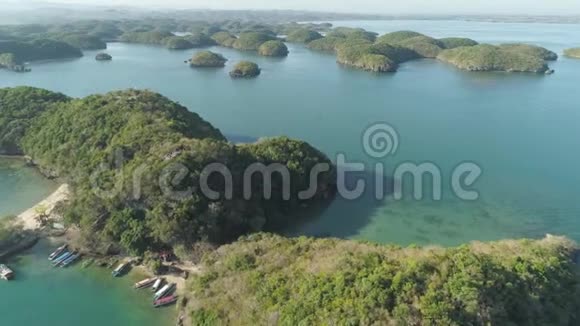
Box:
(48, 245, 82, 268)
(133, 276, 177, 307)
(48, 245, 177, 308)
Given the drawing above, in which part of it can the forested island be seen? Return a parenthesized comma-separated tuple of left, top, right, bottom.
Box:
(229, 61, 261, 78)
(0, 19, 563, 75)
(190, 51, 228, 67)
(2, 86, 580, 325)
(564, 48, 580, 59)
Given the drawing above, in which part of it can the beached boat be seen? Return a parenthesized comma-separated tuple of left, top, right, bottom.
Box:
(152, 278, 163, 292)
(154, 283, 176, 300)
(0, 264, 14, 280)
(61, 253, 81, 267)
(134, 277, 158, 289)
(52, 251, 73, 266)
(48, 244, 68, 261)
(112, 262, 129, 277)
(153, 295, 178, 308)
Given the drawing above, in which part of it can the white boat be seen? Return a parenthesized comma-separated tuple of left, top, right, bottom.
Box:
(152, 278, 163, 292)
(154, 283, 175, 300)
(0, 264, 14, 280)
(134, 277, 158, 289)
(112, 262, 128, 277)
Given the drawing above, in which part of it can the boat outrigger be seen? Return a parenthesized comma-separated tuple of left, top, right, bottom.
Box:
(0, 264, 14, 280)
(112, 262, 129, 277)
(48, 244, 68, 261)
(153, 295, 178, 308)
(154, 283, 176, 300)
(61, 253, 81, 267)
(134, 277, 158, 289)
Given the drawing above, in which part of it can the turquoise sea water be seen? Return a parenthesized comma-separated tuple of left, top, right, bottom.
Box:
(0, 158, 57, 217)
(0, 240, 174, 325)
(1, 19, 580, 325)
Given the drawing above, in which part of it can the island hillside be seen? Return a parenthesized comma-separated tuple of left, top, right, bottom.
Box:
(190, 51, 228, 67)
(1, 87, 336, 256)
(229, 61, 261, 78)
(0, 39, 83, 63)
(95, 52, 112, 61)
(437, 44, 551, 73)
(564, 48, 580, 59)
(307, 29, 555, 74)
(189, 233, 580, 325)
(258, 40, 289, 57)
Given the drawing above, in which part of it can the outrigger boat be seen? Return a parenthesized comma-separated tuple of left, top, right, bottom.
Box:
(112, 262, 129, 277)
(154, 283, 176, 300)
(52, 251, 73, 267)
(134, 277, 158, 289)
(153, 295, 178, 308)
(0, 264, 14, 280)
(48, 244, 68, 261)
(61, 253, 81, 267)
(152, 278, 163, 292)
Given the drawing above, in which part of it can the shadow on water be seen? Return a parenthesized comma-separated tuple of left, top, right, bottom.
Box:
(281, 168, 395, 239)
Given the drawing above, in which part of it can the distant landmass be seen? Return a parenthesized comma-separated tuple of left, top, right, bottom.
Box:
(0, 5, 579, 25)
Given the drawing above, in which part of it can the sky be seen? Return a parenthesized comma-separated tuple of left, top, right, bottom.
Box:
(7, 0, 580, 15)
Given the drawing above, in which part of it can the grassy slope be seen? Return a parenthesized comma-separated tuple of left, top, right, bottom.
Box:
(189, 233, 580, 325)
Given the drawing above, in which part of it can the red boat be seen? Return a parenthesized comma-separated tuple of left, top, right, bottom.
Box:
(153, 295, 177, 308)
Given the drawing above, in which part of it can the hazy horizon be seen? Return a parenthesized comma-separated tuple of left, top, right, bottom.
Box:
(5, 0, 580, 16)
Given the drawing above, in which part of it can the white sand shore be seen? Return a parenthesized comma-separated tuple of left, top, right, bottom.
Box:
(16, 184, 70, 230)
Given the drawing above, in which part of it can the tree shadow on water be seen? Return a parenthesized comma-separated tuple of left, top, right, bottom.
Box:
(281, 168, 394, 239)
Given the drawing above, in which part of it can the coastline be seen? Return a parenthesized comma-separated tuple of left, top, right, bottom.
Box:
(15, 184, 70, 230)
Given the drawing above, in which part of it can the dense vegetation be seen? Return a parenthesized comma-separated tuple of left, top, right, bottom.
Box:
(230, 61, 261, 78)
(437, 44, 551, 73)
(258, 40, 289, 57)
(0, 87, 70, 155)
(119, 30, 174, 45)
(286, 29, 323, 44)
(439, 37, 479, 49)
(232, 32, 277, 51)
(564, 48, 580, 59)
(190, 233, 580, 325)
(190, 51, 228, 67)
(56, 33, 107, 50)
(1, 87, 336, 257)
(499, 43, 558, 61)
(306, 28, 556, 74)
(0, 39, 83, 63)
(163, 36, 195, 50)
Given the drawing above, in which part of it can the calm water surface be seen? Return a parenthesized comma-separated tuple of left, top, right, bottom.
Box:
(0, 21, 580, 326)
(1, 21, 580, 324)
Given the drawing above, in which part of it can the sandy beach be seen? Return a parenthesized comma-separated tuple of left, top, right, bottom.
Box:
(16, 184, 70, 230)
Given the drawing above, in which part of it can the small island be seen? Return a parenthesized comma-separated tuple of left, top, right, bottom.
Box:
(232, 32, 276, 51)
(189, 51, 228, 67)
(229, 61, 261, 78)
(286, 28, 323, 43)
(564, 48, 580, 59)
(95, 53, 112, 61)
(437, 44, 551, 73)
(258, 40, 289, 57)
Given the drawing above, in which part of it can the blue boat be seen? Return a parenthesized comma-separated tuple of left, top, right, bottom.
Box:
(48, 244, 67, 261)
(52, 252, 72, 266)
(61, 254, 81, 267)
